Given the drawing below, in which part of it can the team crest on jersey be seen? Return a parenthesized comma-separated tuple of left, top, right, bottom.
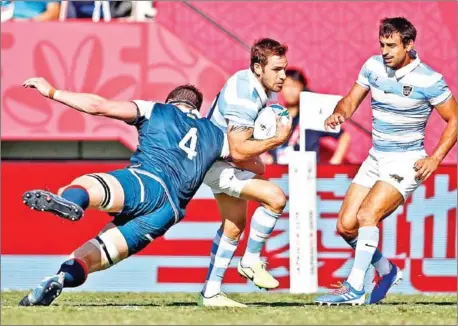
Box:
(402, 84, 414, 97)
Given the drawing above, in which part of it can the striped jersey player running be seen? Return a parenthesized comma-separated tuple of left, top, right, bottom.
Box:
(199, 38, 292, 307)
(315, 17, 457, 305)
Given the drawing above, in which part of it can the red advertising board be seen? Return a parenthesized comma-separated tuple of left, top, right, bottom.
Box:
(1, 162, 456, 293)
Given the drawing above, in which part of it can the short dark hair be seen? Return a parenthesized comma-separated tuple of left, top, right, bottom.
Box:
(250, 38, 288, 72)
(165, 84, 203, 111)
(379, 17, 417, 46)
(286, 68, 309, 91)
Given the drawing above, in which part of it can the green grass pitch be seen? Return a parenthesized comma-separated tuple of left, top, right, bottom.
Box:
(2, 291, 456, 325)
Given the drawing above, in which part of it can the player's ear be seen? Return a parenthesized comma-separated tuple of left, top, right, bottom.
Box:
(254, 63, 262, 77)
(405, 40, 414, 52)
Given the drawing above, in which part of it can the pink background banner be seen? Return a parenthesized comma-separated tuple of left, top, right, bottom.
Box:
(1, 1, 457, 163)
(1, 21, 228, 151)
(156, 1, 457, 163)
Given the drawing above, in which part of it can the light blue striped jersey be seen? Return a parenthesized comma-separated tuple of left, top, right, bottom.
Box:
(206, 69, 275, 133)
(357, 54, 452, 152)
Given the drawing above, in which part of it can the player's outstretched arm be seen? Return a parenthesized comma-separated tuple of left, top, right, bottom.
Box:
(23, 77, 138, 123)
(325, 83, 369, 131)
(227, 116, 292, 161)
(414, 96, 457, 181)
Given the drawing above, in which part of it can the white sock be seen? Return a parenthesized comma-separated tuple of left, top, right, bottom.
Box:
(240, 251, 260, 267)
(347, 226, 379, 291)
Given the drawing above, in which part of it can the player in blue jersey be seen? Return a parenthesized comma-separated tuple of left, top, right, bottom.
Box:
(315, 17, 457, 306)
(18, 77, 259, 307)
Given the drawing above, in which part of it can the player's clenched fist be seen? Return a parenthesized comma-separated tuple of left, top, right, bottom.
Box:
(324, 112, 346, 131)
(23, 77, 54, 98)
(275, 114, 293, 144)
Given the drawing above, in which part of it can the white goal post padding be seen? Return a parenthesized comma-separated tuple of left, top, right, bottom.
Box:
(288, 92, 342, 293)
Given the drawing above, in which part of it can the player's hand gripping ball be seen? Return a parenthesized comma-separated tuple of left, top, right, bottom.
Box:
(253, 104, 290, 140)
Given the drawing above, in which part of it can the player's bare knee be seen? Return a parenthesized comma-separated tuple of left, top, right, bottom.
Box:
(263, 187, 287, 214)
(69, 241, 103, 274)
(87, 228, 128, 272)
(69, 175, 99, 191)
(75, 173, 124, 212)
(58, 176, 96, 198)
(336, 219, 357, 240)
(356, 207, 377, 226)
(337, 210, 359, 236)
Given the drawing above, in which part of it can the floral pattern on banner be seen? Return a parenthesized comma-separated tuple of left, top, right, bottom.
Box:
(1, 22, 228, 150)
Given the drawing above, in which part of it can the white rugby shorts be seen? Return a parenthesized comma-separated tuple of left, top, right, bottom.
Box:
(352, 147, 428, 200)
(203, 160, 255, 197)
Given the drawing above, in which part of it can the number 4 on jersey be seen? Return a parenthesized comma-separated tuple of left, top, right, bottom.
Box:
(179, 128, 198, 160)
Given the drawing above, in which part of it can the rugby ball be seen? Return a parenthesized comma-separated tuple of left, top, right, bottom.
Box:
(253, 104, 290, 140)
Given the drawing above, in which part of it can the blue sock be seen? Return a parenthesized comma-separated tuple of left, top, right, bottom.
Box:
(57, 258, 88, 288)
(204, 228, 223, 282)
(61, 187, 89, 210)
